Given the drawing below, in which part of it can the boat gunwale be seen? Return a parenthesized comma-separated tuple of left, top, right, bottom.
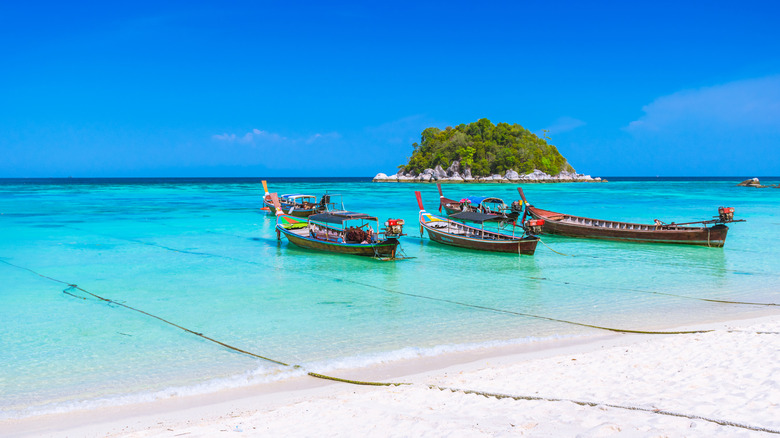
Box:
(527, 206, 714, 232)
(420, 212, 531, 243)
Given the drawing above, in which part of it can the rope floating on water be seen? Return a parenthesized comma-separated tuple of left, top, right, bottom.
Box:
(1, 255, 711, 338)
(337, 278, 714, 335)
(82, 229, 780, 323)
(526, 276, 779, 307)
(3, 259, 779, 432)
(0, 259, 405, 387)
(23, 229, 771, 333)
(15, 225, 779, 339)
(538, 238, 575, 256)
(70, 223, 780, 306)
(429, 386, 780, 435)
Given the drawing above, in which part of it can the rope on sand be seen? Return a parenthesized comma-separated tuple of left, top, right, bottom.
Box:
(429, 386, 780, 435)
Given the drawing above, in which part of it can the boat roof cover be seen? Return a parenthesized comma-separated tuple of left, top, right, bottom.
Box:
(309, 211, 377, 224)
(461, 196, 504, 205)
(449, 211, 504, 223)
(281, 194, 315, 200)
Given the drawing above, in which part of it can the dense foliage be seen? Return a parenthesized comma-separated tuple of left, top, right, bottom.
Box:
(401, 118, 574, 176)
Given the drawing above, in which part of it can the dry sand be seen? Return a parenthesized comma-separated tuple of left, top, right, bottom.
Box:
(3, 314, 779, 437)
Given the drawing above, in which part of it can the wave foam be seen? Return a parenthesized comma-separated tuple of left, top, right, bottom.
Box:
(1, 333, 580, 420)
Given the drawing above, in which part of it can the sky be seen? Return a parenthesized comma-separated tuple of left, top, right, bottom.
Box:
(1, 1, 779, 177)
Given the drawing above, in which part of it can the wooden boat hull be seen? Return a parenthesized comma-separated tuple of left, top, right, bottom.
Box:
(421, 222, 538, 255)
(442, 204, 461, 216)
(526, 206, 729, 247)
(263, 199, 321, 217)
(278, 225, 400, 257)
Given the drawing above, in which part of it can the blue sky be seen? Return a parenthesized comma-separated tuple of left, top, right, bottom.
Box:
(1, 1, 778, 177)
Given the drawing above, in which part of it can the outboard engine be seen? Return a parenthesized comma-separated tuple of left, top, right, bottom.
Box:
(718, 206, 735, 223)
(318, 194, 331, 211)
(383, 219, 405, 238)
(524, 219, 545, 235)
(510, 200, 524, 213)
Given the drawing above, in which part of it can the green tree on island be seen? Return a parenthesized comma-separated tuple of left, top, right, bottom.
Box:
(401, 118, 574, 176)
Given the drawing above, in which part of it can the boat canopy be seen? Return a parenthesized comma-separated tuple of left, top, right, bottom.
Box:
(449, 211, 505, 223)
(461, 196, 504, 205)
(281, 194, 316, 201)
(309, 211, 377, 225)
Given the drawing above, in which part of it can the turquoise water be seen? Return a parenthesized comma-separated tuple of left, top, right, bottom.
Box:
(1, 178, 778, 419)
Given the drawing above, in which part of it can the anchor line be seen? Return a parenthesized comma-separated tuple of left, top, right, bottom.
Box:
(429, 386, 780, 435)
(0, 259, 404, 387)
(3, 258, 780, 434)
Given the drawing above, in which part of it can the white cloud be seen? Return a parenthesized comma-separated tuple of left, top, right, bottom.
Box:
(626, 75, 780, 134)
(305, 132, 341, 144)
(211, 128, 338, 146)
(211, 133, 237, 141)
(540, 116, 586, 136)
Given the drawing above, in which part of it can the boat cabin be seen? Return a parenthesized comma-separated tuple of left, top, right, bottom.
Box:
(455, 196, 509, 215)
(279, 194, 318, 208)
(308, 212, 379, 244)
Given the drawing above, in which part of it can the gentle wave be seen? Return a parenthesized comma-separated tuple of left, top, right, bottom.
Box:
(0, 334, 578, 420)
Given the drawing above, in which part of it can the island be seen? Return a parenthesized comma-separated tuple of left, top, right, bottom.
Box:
(736, 178, 779, 188)
(374, 118, 602, 183)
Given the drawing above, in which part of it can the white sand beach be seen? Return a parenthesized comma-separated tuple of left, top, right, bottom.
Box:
(4, 313, 779, 438)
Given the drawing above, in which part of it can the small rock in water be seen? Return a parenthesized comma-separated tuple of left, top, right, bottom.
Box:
(737, 177, 765, 187)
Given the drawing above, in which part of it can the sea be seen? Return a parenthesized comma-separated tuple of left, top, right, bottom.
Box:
(1, 177, 778, 419)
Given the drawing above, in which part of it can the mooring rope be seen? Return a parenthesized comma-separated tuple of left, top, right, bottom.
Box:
(538, 238, 575, 256)
(524, 276, 779, 307)
(533, 234, 775, 277)
(27, 224, 780, 339)
(25, 230, 733, 335)
(73, 227, 768, 329)
(334, 277, 713, 335)
(4, 258, 779, 434)
(428, 386, 780, 435)
(421, 228, 775, 278)
(0, 259, 406, 387)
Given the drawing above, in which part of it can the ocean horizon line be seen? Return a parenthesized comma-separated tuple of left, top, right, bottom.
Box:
(1, 175, 778, 184)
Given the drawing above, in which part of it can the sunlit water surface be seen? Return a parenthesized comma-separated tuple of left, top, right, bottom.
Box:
(1, 177, 778, 418)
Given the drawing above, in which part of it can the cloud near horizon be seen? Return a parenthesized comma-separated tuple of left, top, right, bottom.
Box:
(586, 75, 780, 175)
(625, 75, 780, 134)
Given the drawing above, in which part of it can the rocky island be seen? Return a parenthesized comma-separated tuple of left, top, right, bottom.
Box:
(374, 118, 602, 183)
(736, 178, 779, 188)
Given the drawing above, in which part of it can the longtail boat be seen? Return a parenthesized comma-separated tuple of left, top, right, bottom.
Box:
(437, 183, 523, 224)
(271, 193, 407, 259)
(517, 188, 744, 248)
(261, 180, 333, 217)
(417, 191, 540, 255)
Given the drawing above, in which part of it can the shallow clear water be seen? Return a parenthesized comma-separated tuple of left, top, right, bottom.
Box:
(1, 178, 778, 418)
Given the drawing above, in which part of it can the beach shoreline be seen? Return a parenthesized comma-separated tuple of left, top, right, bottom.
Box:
(4, 310, 778, 437)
